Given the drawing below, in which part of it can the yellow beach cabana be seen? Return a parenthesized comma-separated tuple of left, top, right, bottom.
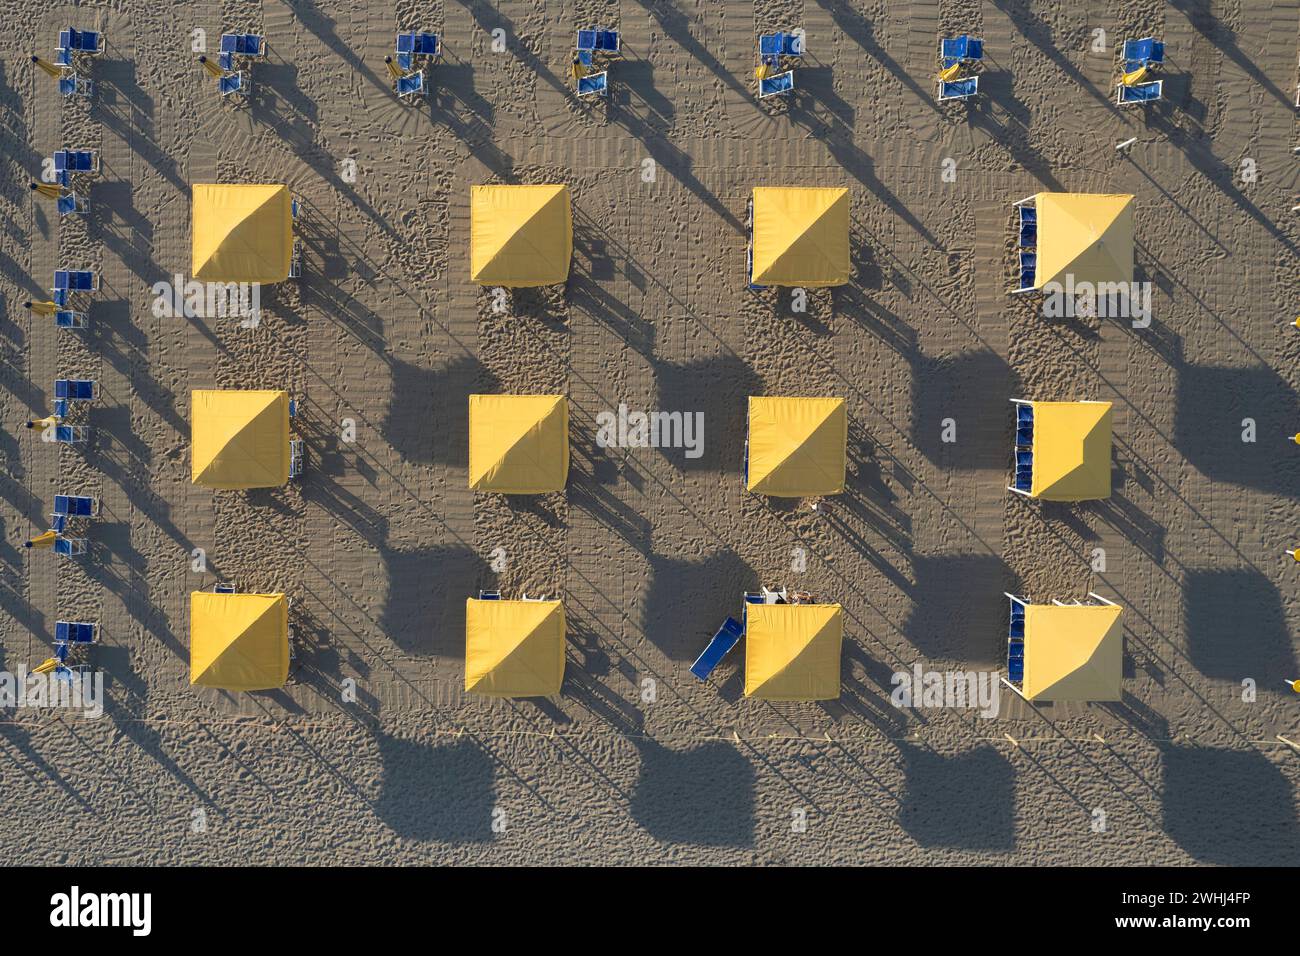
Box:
(465, 597, 566, 697)
(1014, 192, 1133, 292)
(744, 602, 843, 700)
(470, 184, 572, 287)
(1010, 400, 1112, 501)
(190, 591, 289, 691)
(469, 394, 569, 493)
(1008, 594, 1123, 702)
(751, 187, 849, 287)
(192, 389, 291, 489)
(746, 396, 847, 497)
(192, 184, 293, 284)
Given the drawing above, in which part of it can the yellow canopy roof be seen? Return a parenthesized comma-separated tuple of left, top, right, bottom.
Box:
(1030, 401, 1112, 500)
(192, 184, 293, 284)
(465, 598, 566, 697)
(1031, 192, 1133, 290)
(190, 592, 289, 691)
(192, 390, 290, 489)
(752, 187, 850, 287)
(1022, 603, 1123, 701)
(747, 397, 847, 497)
(470, 185, 572, 286)
(469, 394, 569, 493)
(744, 603, 843, 700)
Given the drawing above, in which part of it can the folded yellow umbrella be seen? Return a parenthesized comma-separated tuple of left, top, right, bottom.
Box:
(31, 56, 62, 78)
(199, 56, 224, 78)
(25, 530, 57, 549)
(25, 300, 58, 316)
(31, 182, 65, 200)
(384, 56, 403, 79)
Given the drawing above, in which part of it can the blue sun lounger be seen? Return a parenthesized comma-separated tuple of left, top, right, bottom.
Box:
(57, 194, 87, 216)
(939, 76, 979, 100)
(1017, 251, 1035, 291)
(220, 33, 264, 57)
(1014, 450, 1033, 492)
(577, 29, 620, 53)
(760, 32, 804, 58)
(1007, 596, 1025, 681)
(59, 29, 103, 55)
(53, 150, 98, 187)
(1122, 37, 1164, 71)
(396, 71, 424, 99)
(1015, 403, 1034, 446)
(940, 35, 983, 66)
(54, 425, 89, 444)
(578, 71, 607, 96)
(396, 32, 439, 70)
(55, 379, 97, 403)
(54, 536, 86, 556)
(690, 616, 744, 681)
(759, 70, 794, 97)
(54, 270, 97, 294)
(220, 72, 246, 97)
(55, 310, 87, 329)
(1018, 205, 1036, 247)
(1116, 79, 1162, 105)
(55, 620, 98, 647)
(59, 74, 93, 97)
(54, 495, 98, 518)
(478, 589, 501, 600)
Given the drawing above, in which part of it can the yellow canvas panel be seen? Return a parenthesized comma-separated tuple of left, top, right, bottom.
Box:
(191, 390, 290, 489)
(747, 397, 847, 497)
(192, 184, 293, 284)
(752, 187, 850, 287)
(1032, 192, 1133, 290)
(1030, 401, 1112, 500)
(465, 598, 565, 697)
(470, 184, 573, 286)
(1022, 604, 1123, 701)
(468, 394, 569, 493)
(190, 592, 289, 691)
(744, 603, 843, 700)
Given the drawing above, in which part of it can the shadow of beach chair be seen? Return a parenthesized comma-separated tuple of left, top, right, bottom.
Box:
(690, 616, 744, 681)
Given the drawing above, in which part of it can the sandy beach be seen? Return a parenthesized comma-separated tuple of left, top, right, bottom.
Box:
(0, 0, 1298, 865)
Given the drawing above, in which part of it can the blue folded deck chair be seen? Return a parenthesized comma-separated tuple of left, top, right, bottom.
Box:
(1015, 403, 1034, 446)
(1014, 450, 1033, 492)
(221, 33, 264, 56)
(59, 29, 103, 54)
(1007, 639, 1024, 682)
(940, 35, 983, 66)
(396, 71, 424, 99)
(55, 379, 96, 402)
(578, 71, 608, 96)
(54, 495, 98, 518)
(939, 76, 979, 100)
(690, 616, 744, 681)
(578, 29, 620, 53)
(759, 33, 803, 58)
(59, 74, 93, 97)
(54, 425, 88, 444)
(55, 270, 97, 293)
(57, 193, 87, 216)
(56, 620, 98, 646)
(397, 32, 440, 57)
(219, 72, 246, 97)
(1017, 251, 1035, 291)
(1009, 596, 1025, 638)
(54, 536, 86, 556)
(1018, 205, 1036, 247)
(1123, 37, 1164, 70)
(56, 309, 88, 328)
(1117, 79, 1162, 105)
(759, 70, 795, 97)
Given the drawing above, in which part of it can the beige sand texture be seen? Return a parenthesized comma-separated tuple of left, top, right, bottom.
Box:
(1, 0, 1299, 864)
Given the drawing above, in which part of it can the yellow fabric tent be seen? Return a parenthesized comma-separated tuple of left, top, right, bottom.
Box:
(190, 592, 289, 691)
(469, 394, 569, 493)
(1022, 603, 1123, 701)
(752, 187, 850, 287)
(744, 603, 843, 700)
(1030, 192, 1133, 291)
(465, 598, 566, 696)
(192, 184, 293, 284)
(747, 397, 847, 496)
(1029, 401, 1112, 500)
(192, 389, 290, 489)
(470, 184, 573, 286)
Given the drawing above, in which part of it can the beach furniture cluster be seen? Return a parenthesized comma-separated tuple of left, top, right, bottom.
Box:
(30, 26, 103, 98)
(573, 28, 620, 97)
(198, 31, 266, 102)
(386, 31, 440, 101)
(937, 34, 983, 101)
(1115, 36, 1164, 105)
(29, 149, 99, 220)
(755, 30, 803, 98)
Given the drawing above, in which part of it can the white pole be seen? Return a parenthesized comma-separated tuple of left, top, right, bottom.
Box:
(1116, 137, 1137, 151)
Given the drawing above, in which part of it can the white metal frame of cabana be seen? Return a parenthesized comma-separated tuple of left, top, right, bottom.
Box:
(999, 591, 1120, 701)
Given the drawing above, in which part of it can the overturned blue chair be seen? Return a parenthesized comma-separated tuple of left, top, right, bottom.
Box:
(1122, 37, 1164, 71)
(940, 35, 983, 66)
(690, 616, 744, 681)
(939, 76, 978, 100)
(578, 71, 608, 96)
(759, 70, 795, 98)
(1116, 79, 1162, 105)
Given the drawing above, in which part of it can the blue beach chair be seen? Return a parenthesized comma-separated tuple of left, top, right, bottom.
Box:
(1017, 251, 1036, 291)
(59, 74, 93, 97)
(1015, 403, 1034, 447)
(221, 33, 264, 57)
(396, 71, 424, 99)
(214, 583, 237, 594)
(54, 48, 72, 67)
(939, 76, 979, 100)
(53, 536, 86, 557)
(1122, 37, 1164, 71)
(1018, 205, 1036, 247)
(690, 616, 744, 681)
(53, 150, 98, 186)
(578, 29, 620, 53)
(59, 29, 103, 55)
(1007, 639, 1024, 682)
(220, 72, 246, 97)
(56, 620, 98, 646)
(397, 32, 440, 57)
(1116, 79, 1162, 105)
(578, 71, 607, 96)
(940, 35, 983, 66)
(1014, 450, 1033, 492)
(759, 70, 794, 97)
(57, 194, 87, 216)
(55, 270, 97, 294)
(54, 495, 98, 520)
(54, 425, 89, 444)
(478, 589, 501, 600)
(55, 379, 97, 403)
(759, 33, 803, 58)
